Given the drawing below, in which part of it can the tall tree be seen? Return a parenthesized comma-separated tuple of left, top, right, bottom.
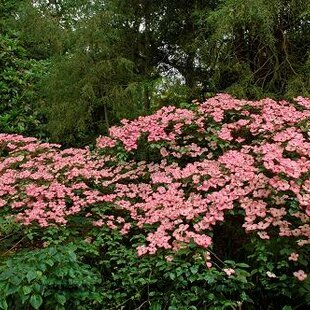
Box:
(39, 0, 215, 144)
(40, 3, 144, 144)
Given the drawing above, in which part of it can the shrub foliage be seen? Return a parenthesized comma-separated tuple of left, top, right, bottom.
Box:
(0, 94, 309, 309)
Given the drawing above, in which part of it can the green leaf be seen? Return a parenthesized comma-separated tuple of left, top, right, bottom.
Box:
(30, 294, 43, 309)
(0, 272, 11, 281)
(0, 299, 8, 310)
(26, 271, 37, 283)
(46, 259, 54, 267)
(9, 276, 22, 286)
(236, 263, 250, 268)
(55, 293, 66, 305)
(68, 251, 76, 262)
(32, 283, 41, 294)
(22, 286, 32, 295)
(150, 303, 162, 310)
(7, 285, 19, 295)
(190, 265, 198, 274)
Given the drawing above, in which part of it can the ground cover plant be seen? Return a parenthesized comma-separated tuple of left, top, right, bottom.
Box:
(0, 94, 309, 309)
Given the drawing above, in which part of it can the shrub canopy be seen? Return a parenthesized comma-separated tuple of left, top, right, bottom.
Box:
(1, 94, 309, 253)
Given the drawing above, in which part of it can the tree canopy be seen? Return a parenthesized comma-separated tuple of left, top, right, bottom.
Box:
(1, 0, 310, 145)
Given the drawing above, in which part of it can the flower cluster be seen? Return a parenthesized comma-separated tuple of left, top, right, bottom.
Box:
(1, 94, 309, 281)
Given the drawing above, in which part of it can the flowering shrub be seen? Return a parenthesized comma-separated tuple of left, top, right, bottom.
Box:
(0, 94, 309, 308)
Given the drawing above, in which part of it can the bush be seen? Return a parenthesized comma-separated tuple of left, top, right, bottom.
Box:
(0, 244, 102, 309)
(0, 94, 309, 308)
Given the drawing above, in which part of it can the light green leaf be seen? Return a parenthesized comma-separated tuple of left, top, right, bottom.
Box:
(26, 271, 36, 283)
(30, 294, 43, 309)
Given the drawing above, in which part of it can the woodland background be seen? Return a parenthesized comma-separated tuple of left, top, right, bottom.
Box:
(1, 0, 309, 146)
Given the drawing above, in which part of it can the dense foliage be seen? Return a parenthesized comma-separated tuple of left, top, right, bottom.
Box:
(0, 35, 48, 136)
(0, 2, 48, 139)
(0, 94, 309, 309)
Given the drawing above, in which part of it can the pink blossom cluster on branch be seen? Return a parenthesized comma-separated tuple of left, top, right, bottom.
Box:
(1, 95, 309, 272)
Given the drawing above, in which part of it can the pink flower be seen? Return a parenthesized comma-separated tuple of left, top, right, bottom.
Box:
(0, 198, 5, 208)
(293, 270, 307, 281)
(288, 252, 299, 261)
(96, 136, 116, 148)
(257, 231, 270, 239)
(165, 255, 174, 262)
(160, 147, 169, 157)
(223, 268, 235, 276)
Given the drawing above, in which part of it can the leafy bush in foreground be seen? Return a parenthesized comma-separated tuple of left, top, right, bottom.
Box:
(0, 94, 309, 309)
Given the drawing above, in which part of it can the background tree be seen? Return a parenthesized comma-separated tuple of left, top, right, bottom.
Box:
(36, 0, 216, 144)
(1, 0, 309, 145)
(201, 0, 310, 98)
(0, 0, 48, 137)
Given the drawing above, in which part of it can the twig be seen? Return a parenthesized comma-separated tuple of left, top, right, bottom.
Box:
(0, 233, 14, 242)
(207, 248, 226, 265)
(1, 237, 25, 256)
(134, 300, 148, 310)
(107, 296, 133, 310)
